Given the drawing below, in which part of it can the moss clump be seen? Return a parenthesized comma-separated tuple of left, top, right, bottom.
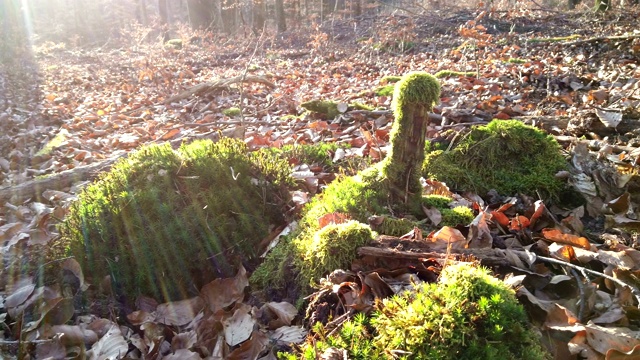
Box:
(373, 263, 549, 359)
(262, 142, 341, 169)
(53, 138, 292, 302)
(441, 206, 475, 227)
(288, 263, 548, 360)
(422, 194, 453, 209)
(375, 84, 394, 96)
(222, 107, 241, 116)
(423, 119, 566, 199)
(301, 100, 340, 119)
(295, 221, 375, 286)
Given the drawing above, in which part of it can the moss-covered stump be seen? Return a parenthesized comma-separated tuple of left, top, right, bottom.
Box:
(423, 119, 567, 200)
(51, 138, 292, 302)
(253, 72, 441, 292)
(286, 263, 549, 360)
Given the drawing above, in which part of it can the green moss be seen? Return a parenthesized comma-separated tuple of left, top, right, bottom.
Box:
(374, 84, 394, 96)
(301, 100, 340, 119)
(250, 235, 295, 290)
(373, 263, 549, 360)
(527, 34, 580, 43)
(350, 102, 374, 111)
(52, 138, 292, 302)
(375, 217, 416, 237)
(423, 119, 567, 200)
(288, 263, 549, 360)
(441, 206, 474, 227)
(507, 58, 527, 64)
(164, 39, 183, 49)
(222, 107, 241, 117)
(381, 72, 440, 207)
(422, 194, 453, 209)
(435, 70, 477, 78)
(295, 221, 375, 287)
(255, 72, 441, 293)
(36, 129, 68, 156)
(380, 75, 402, 84)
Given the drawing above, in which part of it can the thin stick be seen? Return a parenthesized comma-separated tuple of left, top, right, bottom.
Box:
(537, 255, 640, 308)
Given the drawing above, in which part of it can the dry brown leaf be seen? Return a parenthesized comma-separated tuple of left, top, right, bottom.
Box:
(156, 297, 205, 326)
(223, 304, 256, 347)
(226, 330, 269, 360)
(200, 266, 248, 313)
(86, 325, 128, 360)
(542, 228, 591, 250)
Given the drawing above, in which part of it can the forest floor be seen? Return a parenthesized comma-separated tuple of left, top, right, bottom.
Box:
(1, 6, 640, 359)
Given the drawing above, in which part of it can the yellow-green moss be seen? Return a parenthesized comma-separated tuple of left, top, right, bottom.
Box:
(287, 263, 549, 360)
(434, 70, 477, 78)
(222, 107, 241, 117)
(373, 263, 550, 359)
(441, 206, 474, 227)
(422, 194, 453, 209)
(254, 72, 441, 292)
(295, 221, 375, 287)
(52, 138, 292, 302)
(36, 129, 69, 156)
(423, 119, 567, 199)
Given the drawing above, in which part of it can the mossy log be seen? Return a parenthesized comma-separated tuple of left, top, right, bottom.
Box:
(381, 72, 440, 205)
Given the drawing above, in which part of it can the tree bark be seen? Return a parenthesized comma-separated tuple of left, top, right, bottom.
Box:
(275, 0, 286, 32)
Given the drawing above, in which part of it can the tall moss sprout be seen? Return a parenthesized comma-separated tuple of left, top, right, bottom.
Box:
(253, 72, 441, 291)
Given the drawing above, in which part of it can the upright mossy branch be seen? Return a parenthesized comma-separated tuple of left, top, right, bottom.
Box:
(382, 72, 440, 206)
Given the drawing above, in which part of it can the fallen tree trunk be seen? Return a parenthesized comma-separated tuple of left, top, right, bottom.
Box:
(0, 154, 126, 205)
(163, 75, 276, 104)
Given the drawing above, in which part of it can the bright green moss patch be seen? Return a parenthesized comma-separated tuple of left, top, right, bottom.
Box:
(222, 107, 241, 116)
(423, 119, 567, 199)
(286, 263, 549, 360)
(435, 70, 477, 78)
(295, 221, 375, 287)
(52, 138, 292, 302)
(422, 194, 453, 209)
(441, 206, 474, 227)
(507, 58, 527, 64)
(374, 84, 394, 96)
(373, 263, 549, 359)
(36, 129, 69, 156)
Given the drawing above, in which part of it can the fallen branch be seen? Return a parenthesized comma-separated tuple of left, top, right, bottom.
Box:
(0, 154, 127, 205)
(563, 34, 640, 47)
(357, 245, 514, 267)
(164, 75, 276, 104)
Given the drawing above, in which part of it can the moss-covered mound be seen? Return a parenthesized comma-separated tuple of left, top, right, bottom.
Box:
(287, 263, 549, 360)
(253, 72, 441, 292)
(53, 138, 292, 302)
(373, 263, 549, 359)
(423, 119, 566, 199)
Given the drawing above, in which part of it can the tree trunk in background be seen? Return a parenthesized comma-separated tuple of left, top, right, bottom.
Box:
(187, 0, 213, 29)
(221, 0, 238, 33)
(137, 0, 148, 24)
(275, 0, 286, 32)
(252, 0, 265, 34)
(158, 0, 169, 40)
